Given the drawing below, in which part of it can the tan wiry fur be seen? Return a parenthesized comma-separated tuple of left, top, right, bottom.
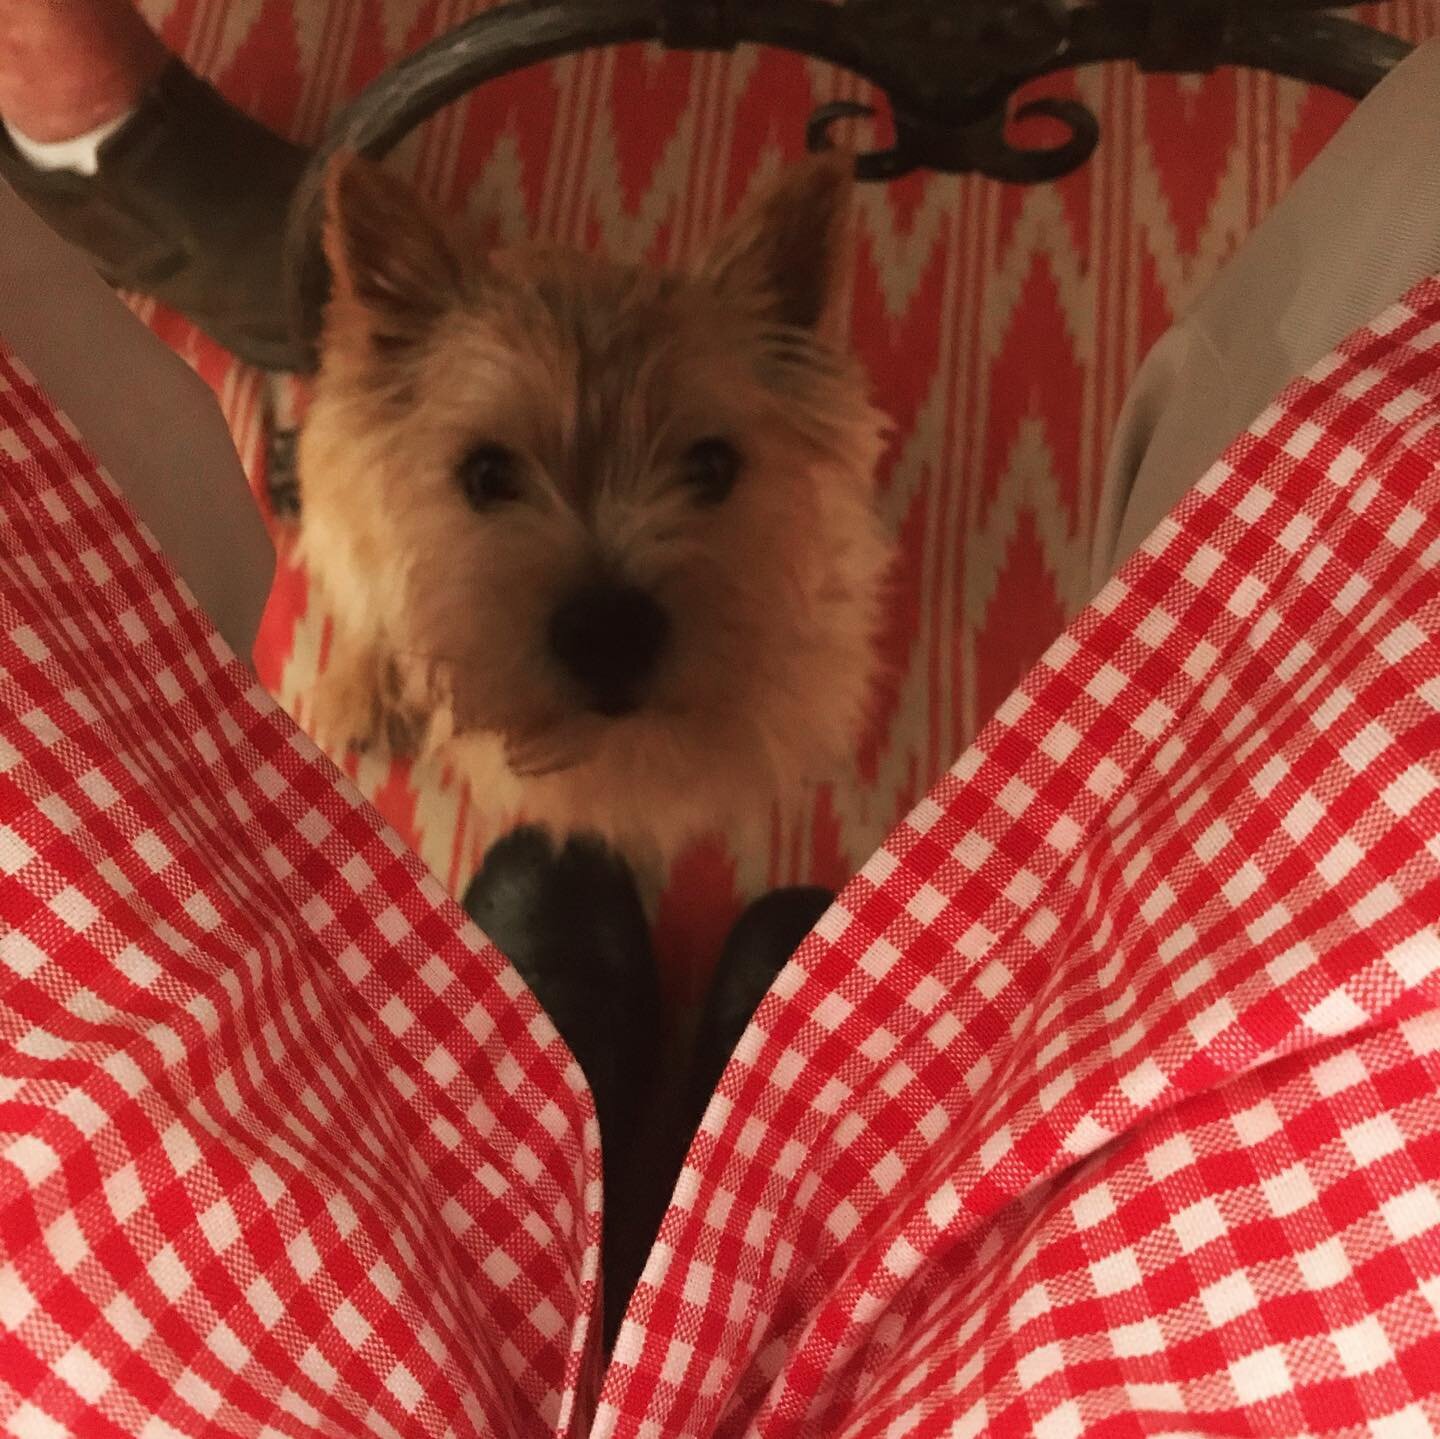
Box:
(297, 152, 893, 869)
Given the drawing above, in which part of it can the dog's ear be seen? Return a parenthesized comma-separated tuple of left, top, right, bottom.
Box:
(322, 152, 461, 349)
(702, 153, 853, 330)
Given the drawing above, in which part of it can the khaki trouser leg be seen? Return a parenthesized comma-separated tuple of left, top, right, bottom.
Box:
(0, 175, 273, 662)
(1093, 39, 1440, 593)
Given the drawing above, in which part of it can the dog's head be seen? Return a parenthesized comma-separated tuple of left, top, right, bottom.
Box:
(301, 151, 890, 796)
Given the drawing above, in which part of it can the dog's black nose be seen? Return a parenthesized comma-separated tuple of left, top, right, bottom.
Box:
(548, 582, 670, 716)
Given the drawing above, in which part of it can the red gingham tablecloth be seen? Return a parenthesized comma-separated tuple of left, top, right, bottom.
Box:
(4, 274, 1440, 1438)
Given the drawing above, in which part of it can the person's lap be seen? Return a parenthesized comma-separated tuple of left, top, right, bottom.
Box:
(9, 264, 1439, 1434)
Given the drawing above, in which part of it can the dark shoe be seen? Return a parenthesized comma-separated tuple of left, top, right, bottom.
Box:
(596, 888, 833, 1352)
(462, 826, 662, 1342)
(686, 886, 833, 1123)
(0, 56, 310, 372)
(462, 826, 661, 1159)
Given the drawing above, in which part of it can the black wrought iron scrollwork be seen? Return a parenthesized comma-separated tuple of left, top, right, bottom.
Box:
(806, 94, 1100, 184)
(281, 0, 1416, 368)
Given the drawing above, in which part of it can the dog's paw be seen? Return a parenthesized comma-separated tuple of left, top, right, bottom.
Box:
(303, 681, 375, 756)
(301, 651, 385, 751)
(305, 650, 431, 759)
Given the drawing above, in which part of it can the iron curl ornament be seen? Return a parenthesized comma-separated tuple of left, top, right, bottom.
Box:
(281, 0, 1413, 367)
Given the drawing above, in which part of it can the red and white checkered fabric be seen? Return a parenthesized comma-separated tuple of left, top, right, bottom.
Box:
(0, 351, 602, 1434)
(596, 276, 1440, 1437)
(5, 273, 1440, 1437)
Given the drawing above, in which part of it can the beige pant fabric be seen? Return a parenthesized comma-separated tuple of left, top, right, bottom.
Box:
(0, 175, 272, 662)
(1092, 38, 1440, 594)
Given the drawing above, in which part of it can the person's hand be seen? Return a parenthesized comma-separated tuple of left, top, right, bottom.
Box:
(0, 0, 165, 144)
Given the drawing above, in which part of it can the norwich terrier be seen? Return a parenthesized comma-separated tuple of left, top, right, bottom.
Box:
(296, 151, 893, 868)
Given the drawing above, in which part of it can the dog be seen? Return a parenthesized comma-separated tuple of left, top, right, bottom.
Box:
(296, 150, 893, 870)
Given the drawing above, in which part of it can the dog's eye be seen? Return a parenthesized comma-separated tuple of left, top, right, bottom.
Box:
(457, 444, 521, 510)
(682, 437, 742, 506)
